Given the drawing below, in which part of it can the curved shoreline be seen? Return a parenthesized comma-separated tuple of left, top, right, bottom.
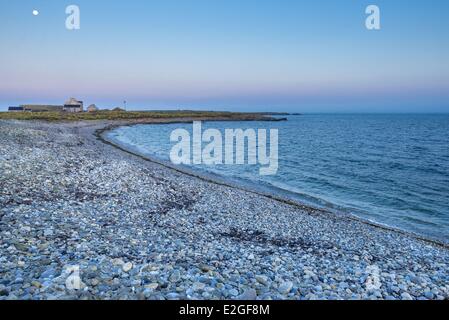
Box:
(97, 121, 449, 249)
(2, 119, 448, 300)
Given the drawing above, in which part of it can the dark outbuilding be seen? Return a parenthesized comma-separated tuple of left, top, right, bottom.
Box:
(8, 106, 24, 112)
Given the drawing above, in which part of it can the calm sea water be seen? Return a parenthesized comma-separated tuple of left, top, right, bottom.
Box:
(106, 114, 449, 242)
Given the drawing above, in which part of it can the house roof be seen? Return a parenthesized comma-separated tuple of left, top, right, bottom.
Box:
(65, 98, 83, 105)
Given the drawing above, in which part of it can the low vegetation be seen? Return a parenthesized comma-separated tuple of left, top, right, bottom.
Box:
(0, 110, 279, 122)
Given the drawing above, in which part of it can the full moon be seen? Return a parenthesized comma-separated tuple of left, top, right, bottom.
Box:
(32, 10, 39, 16)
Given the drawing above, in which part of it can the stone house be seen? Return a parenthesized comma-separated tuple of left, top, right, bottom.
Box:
(63, 98, 84, 113)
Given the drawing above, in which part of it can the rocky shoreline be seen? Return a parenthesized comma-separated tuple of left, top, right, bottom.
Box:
(1, 120, 448, 300)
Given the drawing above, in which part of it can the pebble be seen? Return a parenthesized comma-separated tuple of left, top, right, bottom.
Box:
(255, 275, 269, 286)
(192, 282, 206, 292)
(424, 291, 434, 299)
(200, 265, 213, 272)
(40, 268, 56, 279)
(278, 281, 293, 294)
(228, 289, 239, 296)
(112, 258, 124, 266)
(169, 271, 181, 282)
(401, 292, 413, 300)
(145, 283, 159, 290)
(122, 262, 133, 273)
(239, 289, 257, 300)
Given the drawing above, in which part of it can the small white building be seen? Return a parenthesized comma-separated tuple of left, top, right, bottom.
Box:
(87, 104, 98, 112)
(63, 98, 83, 113)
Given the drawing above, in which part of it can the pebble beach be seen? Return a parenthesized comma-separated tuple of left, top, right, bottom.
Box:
(0, 120, 448, 300)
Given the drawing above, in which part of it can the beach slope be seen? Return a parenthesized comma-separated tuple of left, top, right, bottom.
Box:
(0, 120, 448, 300)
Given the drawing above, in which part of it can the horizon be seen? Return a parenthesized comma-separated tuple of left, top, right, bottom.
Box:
(1, 0, 449, 112)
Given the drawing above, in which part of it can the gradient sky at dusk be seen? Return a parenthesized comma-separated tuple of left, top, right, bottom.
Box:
(1, 0, 448, 112)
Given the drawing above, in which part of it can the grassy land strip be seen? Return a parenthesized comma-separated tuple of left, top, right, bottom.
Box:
(0, 110, 283, 122)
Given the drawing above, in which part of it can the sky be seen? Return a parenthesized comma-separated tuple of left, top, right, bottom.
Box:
(0, 0, 449, 112)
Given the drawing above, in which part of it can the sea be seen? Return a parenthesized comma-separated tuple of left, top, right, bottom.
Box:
(105, 114, 449, 243)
